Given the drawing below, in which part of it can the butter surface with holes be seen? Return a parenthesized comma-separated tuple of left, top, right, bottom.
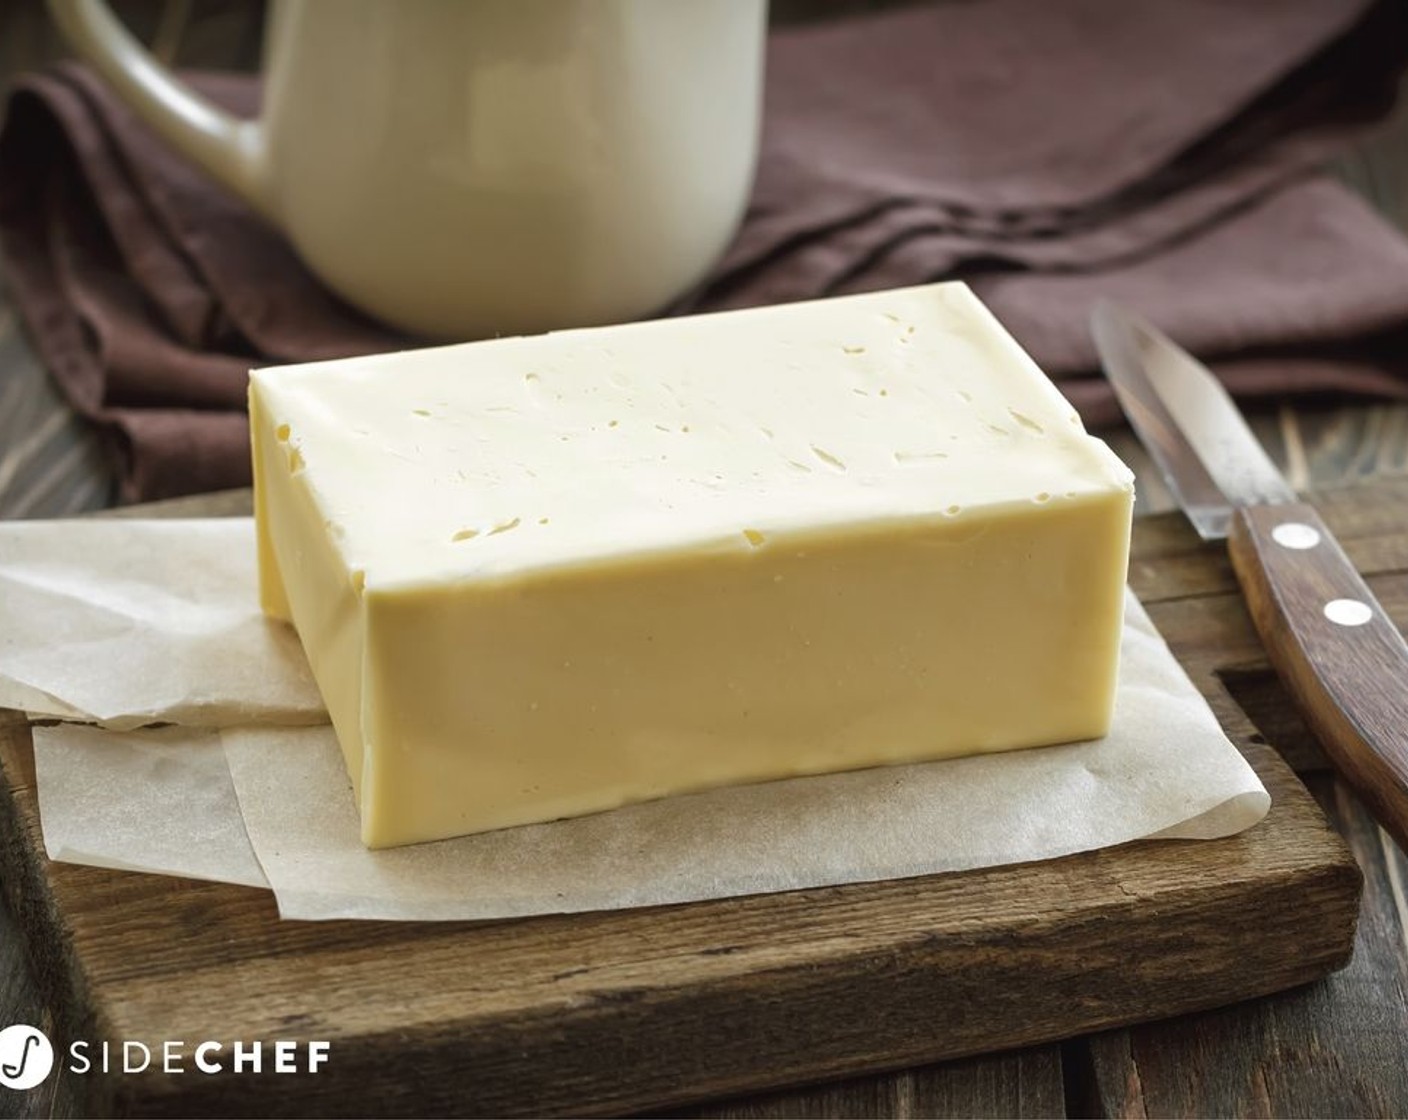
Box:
(250, 282, 1134, 848)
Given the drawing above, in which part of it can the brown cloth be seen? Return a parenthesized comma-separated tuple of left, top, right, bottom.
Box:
(2, 0, 1408, 502)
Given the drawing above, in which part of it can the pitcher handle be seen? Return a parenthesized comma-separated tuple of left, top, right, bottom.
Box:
(47, 0, 272, 220)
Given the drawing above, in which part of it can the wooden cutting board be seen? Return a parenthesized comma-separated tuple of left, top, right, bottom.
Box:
(3, 479, 1391, 1119)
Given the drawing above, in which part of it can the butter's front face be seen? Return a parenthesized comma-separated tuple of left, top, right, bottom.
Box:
(251, 283, 1134, 848)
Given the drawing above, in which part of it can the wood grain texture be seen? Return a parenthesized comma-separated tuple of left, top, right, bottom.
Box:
(0, 885, 82, 1120)
(1228, 502, 1408, 855)
(0, 489, 1365, 1118)
(687, 1046, 1065, 1119)
(1081, 773, 1408, 1119)
(1075, 480, 1408, 1120)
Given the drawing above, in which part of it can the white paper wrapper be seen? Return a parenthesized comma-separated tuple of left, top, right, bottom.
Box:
(27, 552, 1269, 920)
(32, 724, 268, 888)
(0, 520, 325, 728)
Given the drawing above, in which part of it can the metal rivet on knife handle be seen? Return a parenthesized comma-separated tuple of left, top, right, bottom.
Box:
(1272, 522, 1321, 551)
(1325, 599, 1374, 628)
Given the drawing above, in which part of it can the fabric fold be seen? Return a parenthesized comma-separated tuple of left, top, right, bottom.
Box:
(1, 0, 1407, 501)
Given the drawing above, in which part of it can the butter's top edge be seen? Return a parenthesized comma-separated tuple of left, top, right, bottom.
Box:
(251, 282, 1134, 586)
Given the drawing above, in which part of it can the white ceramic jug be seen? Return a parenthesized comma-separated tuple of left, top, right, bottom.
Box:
(49, 0, 766, 338)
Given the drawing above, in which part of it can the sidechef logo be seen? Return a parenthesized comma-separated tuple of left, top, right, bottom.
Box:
(0, 1025, 54, 1090)
(0, 1024, 329, 1090)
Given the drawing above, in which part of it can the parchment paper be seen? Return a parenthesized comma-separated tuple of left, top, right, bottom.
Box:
(32, 725, 268, 888)
(0, 520, 325, 728)
(14, 515, 1269, 921)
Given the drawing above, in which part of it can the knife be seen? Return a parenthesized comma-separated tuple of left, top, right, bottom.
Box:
(1091, 300, 1408, 851)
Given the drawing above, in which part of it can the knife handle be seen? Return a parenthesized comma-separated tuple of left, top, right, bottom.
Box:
(1229, 501, 1408, 851)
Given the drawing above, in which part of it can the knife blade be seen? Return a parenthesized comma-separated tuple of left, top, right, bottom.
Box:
(1092, 299, 1408, 853)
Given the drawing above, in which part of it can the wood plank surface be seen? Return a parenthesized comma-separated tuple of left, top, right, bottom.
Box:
(1080, 773, 1408, 1119)
(684, 1046, 1067, 1119)
(0, 483, 1370, 1118)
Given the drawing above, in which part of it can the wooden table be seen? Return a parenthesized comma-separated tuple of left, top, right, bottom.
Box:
(4, 3, 1408, 1116)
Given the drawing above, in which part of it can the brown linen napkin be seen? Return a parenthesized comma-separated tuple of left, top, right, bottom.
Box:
(2, 0, 1407, 502)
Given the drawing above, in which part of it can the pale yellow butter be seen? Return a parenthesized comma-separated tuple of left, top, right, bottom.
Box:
(250, 282, 1134, 848)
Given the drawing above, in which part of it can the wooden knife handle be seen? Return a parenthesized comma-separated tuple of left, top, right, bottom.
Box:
(1229, 501, 1408, 852)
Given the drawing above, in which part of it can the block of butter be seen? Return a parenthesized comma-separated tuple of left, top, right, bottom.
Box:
(251, 282, 1134, 848)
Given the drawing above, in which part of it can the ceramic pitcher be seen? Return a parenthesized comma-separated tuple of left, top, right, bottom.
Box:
(48, 0, 766, 338)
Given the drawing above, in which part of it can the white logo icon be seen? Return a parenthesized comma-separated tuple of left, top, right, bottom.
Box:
(0, 1024, 54, 1090)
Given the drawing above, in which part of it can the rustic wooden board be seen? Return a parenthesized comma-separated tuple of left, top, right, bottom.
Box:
(0, 484, 1375, 1119)
(1078, 773, 1408, 1119)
